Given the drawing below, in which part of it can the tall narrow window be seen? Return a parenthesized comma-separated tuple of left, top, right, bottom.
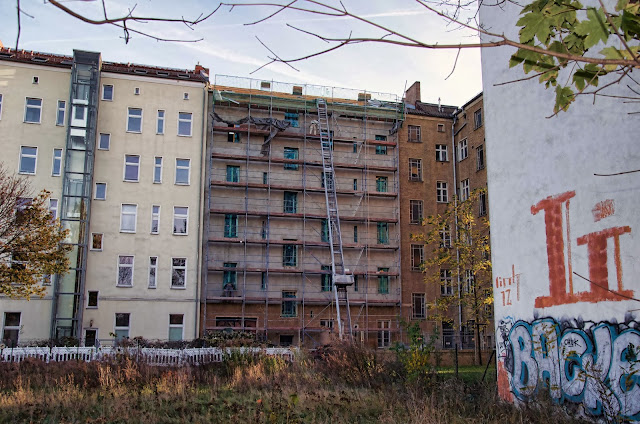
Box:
(440, 269, 453, 295)
(474, 108, 483, 129)
(284, 147, 299, 170)
(321, 219, 329, 242)
(3, 312, 21, 347)
(175, 159, 190, 185)
(321, 265, 332, 292)
(154, 157, 162, 183)
(24, 98, 42, 123)
(479, 191, 487, 216)
(56, 100, 66, 126)
(102, 84, 114, 101)
(283, 192, 297, 213)
(171, 258, 187, 288)
(52, 148, 63, 176)
(87, 291, 99, 308)
(120, 204, 137, 233)
(263, 172, 268, 185)
(283, 245, 297, 267)
(321, 172, 335, 190)
(151, 205, 160, 234)
(223, 262, 237, 292)
(353, 275, 358, 292)
(411, 245, 425, 271)
(227, 125, 240, 142)
(91, 233, 103, 250)
(114, 313, 130, 341)
(98, 133, 110, 150)
(148, 257, 158, 288)
(19, 146, 37, 174)
(178, 112, 193, 136)
(173, 207, 188, 235)
(226, 165, 239, 183)
(0, 94, 3, 120)
(460, 179, 470, 201)
(435, 144, 448, 162)
(464, 270, 475, 293)
(377, 222, 389, 244)
(409, 158, 422, 181)
(353, 226, 358, 243)
(117, 256, 134, 287)
(408, 125, 421, 142)
(436, 181, 448, 203)
(169, 315, 184, 341)
(412, 293, 426, 319)
(375, 176, 388, 193)
(377, 320, 391, 348)
(261, 272, 267, 290)
(224, 214, 238, 238)
(378, 267, 390, 294)
(440, 228, 452, 248)
(409, 200, 423, 224)
(124, 155, 140, 182)
(458, 139, 468, 161)
(127, 108, 142, 133)
(281, 291, 297, 317)
(477, 145, 485, 170)
(95, 182, 107, 200)
(353, 179, 358, 191)
(49, 198, 59, 220)
(157, 110, 165, 134)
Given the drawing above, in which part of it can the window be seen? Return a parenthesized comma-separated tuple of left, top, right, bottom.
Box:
(223, 262, 237, 292)
(353, 274, 358, 291)
(408, 125, 421, 142)
(49, 198, 58, 220)
(410, 200, 423, 224)
(24, 98, 42, 123)
(409, 158, 422, 181)
(261, 221, 267, 239)
(102, 84, 114, 101)
(437, 123, 445, 133)
(376, 176, 388, 193)
(171, 258, 187, 288)
(411, 245, 424, 271)
(284, 112, 299, 128)
(183, 92, 189, 100)
(321, 219, 329, 242)
(262, 172, 268, 185)
(376, 222, 388, 245)
(175, 159, 190, 185)
(477, 145, 485, 170)
(436, 144, 448, 162)
(436, 181, 448, 203)
(321, 265, 332, 292)
(127, 108, 142, 133)
(3, 312, 21, 347)
(226, 165, 239, 183)
(134, 87, 141, 95)
(178, 112, 192, 136)
(378, 268, 389, 294)
(227, 125, 240, 143)
(91, 233, 103, 251)
(19, 146, 37, 174)
(95, 182, 106, 200)
(151, 157, 162, 183)
(353, 226, 358, 243)
(479, 191, 487, 216)
(281, 291, 297, 317)
(474, 108, 483, 129)
(353, 143, 358, 153)
(261, 272, 267, 290)
(114, 313, 130, 341)
(56, 100, 66, 126)
(117, 256, 134, 287)
(87, 291, 99, 308)
(51, 148, 63, 176)
(412, 293, 426, 319)
(33, 76, 39, 84)
(375, 135, 387, 141)
(353, 179, 358, 191)
(464, 270, 475, 294)
(440, 228, 452, 248)
(440, 269, 453, 296)
(120, 204, 137, 233)
(458, 139, 468, 161)
(148, 257, 158, 288)
(157, 110, 165, 134)
(224, 214, 237, 238)
(284, 147, 299, 170)
(0, 94, 3, 120)
(98, 133, 110, 150)
(283, 191, 297, 214)
(151, 205, 160, 234)
(85, 329, 97, 347)
(377, 320, 391, 348)
(460, 179, 470, 201)
(283, 244, 297, 267)
(375, 145, 387, 155)
(173, 207, 188, 235)
(124, 155, 140, 182)
(169, 315, 184, 341)
(321, 172, 335, 190)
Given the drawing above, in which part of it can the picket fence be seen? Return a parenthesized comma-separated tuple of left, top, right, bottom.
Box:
(0, 346, 296, 366)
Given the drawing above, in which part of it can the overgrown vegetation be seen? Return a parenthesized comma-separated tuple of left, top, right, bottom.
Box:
(0, 344, 591, 423)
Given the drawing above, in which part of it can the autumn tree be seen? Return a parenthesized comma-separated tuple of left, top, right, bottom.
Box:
(0, 166, 70, 299)
(414, 188, 492, 364)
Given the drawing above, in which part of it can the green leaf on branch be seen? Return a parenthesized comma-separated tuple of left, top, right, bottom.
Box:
(575, 8, 611, 48)
(554, 86, 575, 113)
(518, 11, 552, 44)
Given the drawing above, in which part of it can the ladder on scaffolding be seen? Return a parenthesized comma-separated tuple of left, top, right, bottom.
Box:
(316, 98, 353, 340)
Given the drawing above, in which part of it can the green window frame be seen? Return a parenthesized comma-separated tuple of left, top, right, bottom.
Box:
(284, 147, 299, 170)
(321, 219, 329, 242)
(284, 112, 299, 128)
(283, 191, 297, 214)
(376, 176, 388, 193)
(281, 291, 297, 317)
(226, 165, 239, 183)
(321, 265, 332, 292)
(283, 244, 297, 267)
(378, 267, 389, 294)
(224, 214, 237, 238)
(223, 262, 237, 291)
(353, 225, 358, 243)
(375, 145, 387, 155)
(377, 222, 389, 244)
(261, 272, 267, 290)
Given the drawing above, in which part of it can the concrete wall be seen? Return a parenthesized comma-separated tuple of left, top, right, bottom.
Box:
(480, 2, 640, 420)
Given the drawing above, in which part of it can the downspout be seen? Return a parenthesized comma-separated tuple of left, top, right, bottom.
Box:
(194, 85, 207, 339)
(451, 110, 462, 349)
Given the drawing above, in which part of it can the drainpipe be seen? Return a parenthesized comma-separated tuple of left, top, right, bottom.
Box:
(194, 86, 207, 339)
(451, 110, 462, 349)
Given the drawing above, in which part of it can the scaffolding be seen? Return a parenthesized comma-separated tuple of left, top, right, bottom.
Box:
(203, 76, 404, 347)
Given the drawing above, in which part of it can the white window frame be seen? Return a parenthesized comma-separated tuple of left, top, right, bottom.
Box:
(410, 244, 425, 271)
(90, 233, 103, 251)
(87, 291, 99, 308)
(134, 87, 141, 95)
(24, 97, 42, 124)
(407, 125, 421, 142)
(437, 123, 445, 133)
(94, 182, 107, 200)
(126, 107, 143, 133)
(173, 206, 188, 235)
(177, 112, 193, 137)
(49, 198, 58, 220)
(412, 293, 426, 319)
(154, 157, 163, 183)
(148, 256, 158, 289)
(409, 158, 422, 182)
(98, 133, 110, 151)
(0, 93, 3, 120)
(441, 269, 453, 296)
(458, 139, 468, 161)
(435, 144, 448, 162)
(52, 148, 63, 176)
(440, 228, 452, 248)
(151, 205, 160, 234)
(123, 154, 140, 182)
(157, 110, 165, 135)
(102, 84, 114, 101)
(464, 269, 475, 293)
(474, 109, 483, 129)
(436, 181, 448, 203)
(409, 199, 423, 224)
(19, 146, 38, 175)
(175, 158, 190, 185)
(120, 204, 138, 233)
(116, 255, 134, 287)
(114, 313, 130, 341)
(377, 320, 391, 348)
(56, 100, 66, 126)
(171, 257, 187, 289)
(460, 179, 470, 201)
(169, 314, 184, 340)
(477, 145, 485, 170)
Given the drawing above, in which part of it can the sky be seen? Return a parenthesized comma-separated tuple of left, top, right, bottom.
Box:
(0, 0, 483, 106)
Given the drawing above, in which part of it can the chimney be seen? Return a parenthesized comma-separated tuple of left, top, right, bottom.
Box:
(195, 63, 209, 79)
(404, 81, 421, 106)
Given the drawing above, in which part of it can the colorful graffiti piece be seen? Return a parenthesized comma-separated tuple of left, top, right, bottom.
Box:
(506, 318, 640, 420)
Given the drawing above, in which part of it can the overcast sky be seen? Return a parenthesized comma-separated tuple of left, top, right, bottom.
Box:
(0, 0, 483, 106)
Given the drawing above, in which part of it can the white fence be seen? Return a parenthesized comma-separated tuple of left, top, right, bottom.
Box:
(0, 346, 296, 366)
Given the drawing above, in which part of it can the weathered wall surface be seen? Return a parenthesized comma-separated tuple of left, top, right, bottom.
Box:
(480, 2, 640, 421)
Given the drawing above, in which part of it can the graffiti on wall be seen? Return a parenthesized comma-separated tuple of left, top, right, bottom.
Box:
(499, 317, 640, 420)
(495, 266, 521, 307)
